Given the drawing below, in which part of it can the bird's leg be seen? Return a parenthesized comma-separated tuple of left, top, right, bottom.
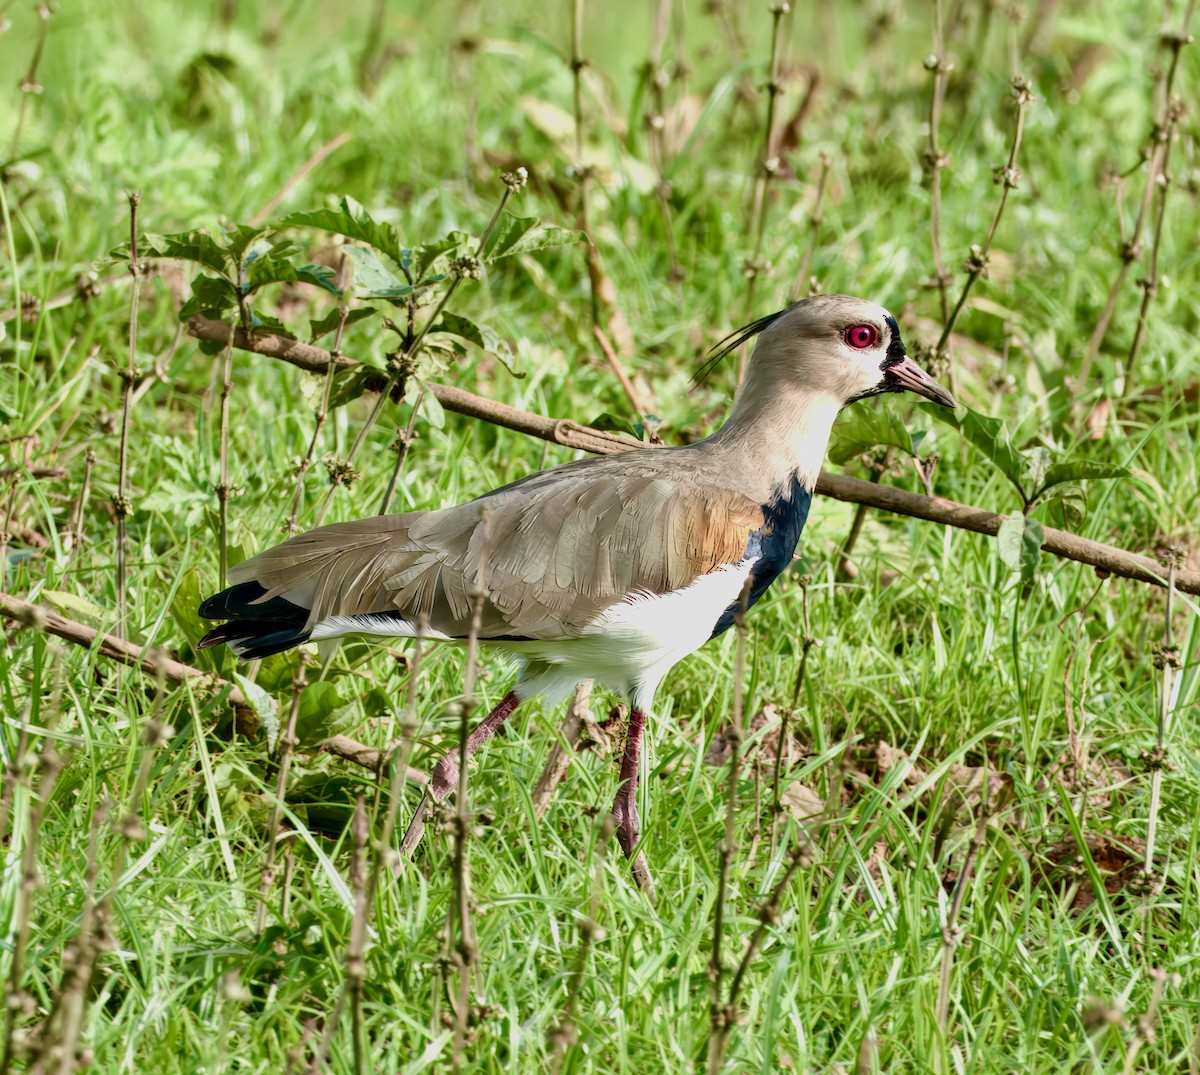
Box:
(611, 706, 647, 858)
(400, 689, 521, 858)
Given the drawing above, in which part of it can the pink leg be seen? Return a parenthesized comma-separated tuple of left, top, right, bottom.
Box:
(611, 706, 646, 858)
(429, 690, 522, 800)
(401, 689, 521, 857)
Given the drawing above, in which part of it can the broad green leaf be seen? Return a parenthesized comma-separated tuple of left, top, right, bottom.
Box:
(116, 229, 233, 276)
(1040, 481, 1087, 526)
(281, 196, 404, 265)
(328, 367, 383, 410)
(294, 681, 351, 745)
(1021, 446, 1051, 491)
(308, 306, 376, 343)
(1039, 460, 1130, 492)
(415, 378, 445, 428)
(483, 212, 581, 261)
(430, 311, 487, 349)
(927, 403, 1025, 496)
(589, 411, 641, 440)
(223, 223, 272, 265)
(242, 252, 339, 295)
(829, 405, 918, 465)
(233, 672, 280, 750)
(997, 512, 1043, 581)
(41, 589, 107, 629)
(429, 312, 522, 376)
(411, 230, 472, 281)
(344, 244, 410, 298)
(179, 274, 239, 319)
(248, 310, 297, 337)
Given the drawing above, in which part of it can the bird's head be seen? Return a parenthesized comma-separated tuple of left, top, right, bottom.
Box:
(704, 295, 957, 410)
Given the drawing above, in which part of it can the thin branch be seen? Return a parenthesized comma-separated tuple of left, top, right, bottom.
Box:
(183, 314, 1200, 597)
(934, 76, 1035, 358)
(115, 193, 144, 635)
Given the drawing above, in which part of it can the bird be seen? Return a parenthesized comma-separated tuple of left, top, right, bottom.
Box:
(198, 295, 956, 866)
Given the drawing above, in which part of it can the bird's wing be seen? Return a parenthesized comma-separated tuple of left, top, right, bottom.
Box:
(228, 449, 766, 639)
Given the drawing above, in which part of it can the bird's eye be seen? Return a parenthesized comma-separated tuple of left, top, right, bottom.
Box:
(844, 323, 880, 350)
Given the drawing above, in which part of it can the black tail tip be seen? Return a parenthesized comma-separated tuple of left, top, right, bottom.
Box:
(198, 580, 312, 660)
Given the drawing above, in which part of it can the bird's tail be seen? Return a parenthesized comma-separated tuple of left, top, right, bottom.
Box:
(197, 515, 416, 660)
(197, 582, 312, 660)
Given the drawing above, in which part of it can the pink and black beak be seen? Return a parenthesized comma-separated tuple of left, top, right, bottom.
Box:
(879, 314, 956, 408)
(884, 353, 957, 408)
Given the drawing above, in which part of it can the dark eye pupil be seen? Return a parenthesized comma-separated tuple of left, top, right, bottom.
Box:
(846, 324, 876, 348)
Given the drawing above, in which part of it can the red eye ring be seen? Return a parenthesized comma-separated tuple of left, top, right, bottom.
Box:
(845, 323, 880, 350)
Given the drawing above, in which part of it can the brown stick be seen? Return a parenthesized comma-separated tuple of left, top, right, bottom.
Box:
(0, 592, 258, 731)
(185, 315, 1200, 597)
(0, 592, 435, 772)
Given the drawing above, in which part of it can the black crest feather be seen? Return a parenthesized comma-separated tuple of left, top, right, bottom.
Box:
(691, 303, 798, 388)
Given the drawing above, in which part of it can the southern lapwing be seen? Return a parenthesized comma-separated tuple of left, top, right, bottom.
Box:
(198, 295, 955, 864)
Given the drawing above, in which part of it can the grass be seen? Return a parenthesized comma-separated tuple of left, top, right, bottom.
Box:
(2, 0, 1200, 1071)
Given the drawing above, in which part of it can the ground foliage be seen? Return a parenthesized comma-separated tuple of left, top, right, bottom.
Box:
(1, 0, 1199, 1071)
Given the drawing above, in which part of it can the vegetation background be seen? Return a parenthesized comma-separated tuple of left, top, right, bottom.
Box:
(1, 0, 1198, 1070)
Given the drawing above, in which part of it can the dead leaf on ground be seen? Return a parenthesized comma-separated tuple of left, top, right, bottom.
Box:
(1035, 834, 1146, 912)
(704, 704, 808, 771)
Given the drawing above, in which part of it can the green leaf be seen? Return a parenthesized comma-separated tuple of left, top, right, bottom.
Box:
(1021, 446, 1051, 491)
(589, 412, 641, 440)
(179, 274, 239, 319)
(997, 513, 1043, 581)
(1039, 460, 1130, 492)
(1040, 481, 1087, 527)
(411, 230, 472, 281)
(41, 589, 107, 629)
(248, 310, 296, 337)
(118, 229, 234, 277)
(233, 673, 280, 750)
(344, 244, 411, 300)
(829, 405, 918, 465)
(294, 681, 351, 746)
(223, 223, 272, 265)
(328, 367, 383, 410)
(430, 311, 487, 349)
(242, 251, 340, 295)
(482, 212, 582, 261)
(927, 403, 1025, 497)
(429, 312, 522, 376)
(415, 379, 445, 429)
(308, 306, 376, 343)
(281, 196, 404, 265)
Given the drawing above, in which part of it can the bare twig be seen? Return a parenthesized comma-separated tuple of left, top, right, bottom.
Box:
(1143, 550, 1181, 880)
(924, 0, 954, 323)
(1123, 5, 1194, 394)
(789, 152, 831, 301)
(286, 302, 348, 533)
(256, 656, 308, 932)
(532, 682, 593, 818)
(347, 798, 369, 1075)
(706, 838, 810, 1070)
(183, 314, 1200, 596)
(115, 193, 144, 635)
(548, 814, 613, 1071)
(738, 2, 791, 385)
(935, 765, 991, 1038)
(8, 3, 51, 161)
(934, 76, 1035, 358)
(447, 511, 493, 1068)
